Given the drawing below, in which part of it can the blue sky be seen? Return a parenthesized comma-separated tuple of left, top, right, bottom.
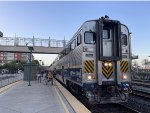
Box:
(0, 1, 150, 65)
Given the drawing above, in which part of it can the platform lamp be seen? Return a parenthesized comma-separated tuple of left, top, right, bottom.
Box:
(28, 46, 34, 86)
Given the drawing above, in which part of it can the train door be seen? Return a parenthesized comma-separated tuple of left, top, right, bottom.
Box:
(62, 66, 64, 82)
(97, 19, 121, 85)
(102, 27, 113, 56)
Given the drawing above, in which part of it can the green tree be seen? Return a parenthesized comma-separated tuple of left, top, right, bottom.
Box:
(1, 60, 28, 73)
(32, 60, 39, 65)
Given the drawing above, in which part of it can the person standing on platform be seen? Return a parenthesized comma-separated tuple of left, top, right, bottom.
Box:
(46, 70, 53, 85)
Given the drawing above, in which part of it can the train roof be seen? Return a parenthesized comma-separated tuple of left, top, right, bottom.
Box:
(53, 16, 122, 63)
(64, 16, 120, 48)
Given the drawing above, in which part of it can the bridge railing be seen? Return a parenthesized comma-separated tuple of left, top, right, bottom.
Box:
(0, 37, 68, 47)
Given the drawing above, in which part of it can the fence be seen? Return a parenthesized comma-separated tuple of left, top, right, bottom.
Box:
(0, 73, 23, 88)
(131, 68, 150, 82)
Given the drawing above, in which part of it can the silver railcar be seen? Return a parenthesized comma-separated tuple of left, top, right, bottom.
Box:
(51, 16, 132, 103)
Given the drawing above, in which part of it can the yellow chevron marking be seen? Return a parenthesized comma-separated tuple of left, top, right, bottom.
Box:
(121, 62, 128, 69)
(102, 61, 113, 79)
(124, 67, 128, 72)
(85, 62, 94, 72)
(85, 62, 93, 72)
(102, 70, 108, 78)
(121, 61, 128, 72)
(102, 71, 112, 79)
(88, 60, 94, 67)
(84, 60, 94, 73)
(84, 63, 91, 73)
(102, 69, 113, 76)
(120, 61, 128, 73)
(102, 67, 113, 73)
(84, 66, 91, 73)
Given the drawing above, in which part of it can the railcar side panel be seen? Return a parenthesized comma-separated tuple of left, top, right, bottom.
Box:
(50, 16, 132, 104)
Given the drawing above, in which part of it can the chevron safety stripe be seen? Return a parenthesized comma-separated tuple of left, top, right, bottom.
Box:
(120, 61, 128, 73)
(102, 61, 113, 79)
(84, 60, 94, 73)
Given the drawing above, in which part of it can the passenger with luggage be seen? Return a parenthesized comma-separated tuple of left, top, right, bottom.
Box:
(45, 70, 53, 85)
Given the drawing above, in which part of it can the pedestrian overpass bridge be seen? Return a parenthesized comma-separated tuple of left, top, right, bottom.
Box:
(0, 36, 139, 58)
(0, 37, 67, 54)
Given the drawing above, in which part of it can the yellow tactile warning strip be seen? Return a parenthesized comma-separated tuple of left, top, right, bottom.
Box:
(120, 61, 128, 73)
(54, 85, 70, 113)
(55, 80, 91, 113)
(0, 80, 22, 94)
(84, 60, 94, 73)
(102, 61, 113, 79)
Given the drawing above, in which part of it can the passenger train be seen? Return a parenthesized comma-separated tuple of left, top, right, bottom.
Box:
(50, 16, 132, 104)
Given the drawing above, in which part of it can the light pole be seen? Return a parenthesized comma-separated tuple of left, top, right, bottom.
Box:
(28, 46, 34, 86)
(38, 60, 42, 75)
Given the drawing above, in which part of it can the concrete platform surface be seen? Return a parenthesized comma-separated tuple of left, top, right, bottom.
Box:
(0, 81, 69, 113)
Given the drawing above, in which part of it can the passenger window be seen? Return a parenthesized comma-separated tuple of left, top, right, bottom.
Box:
(77, 34, 82, 46)
(84, 32, 95, 44)
(71, 40, 76, 50)
(121, 34, 127, 46)
(63, 49, 66, 56)
(66, 45, 70, 55)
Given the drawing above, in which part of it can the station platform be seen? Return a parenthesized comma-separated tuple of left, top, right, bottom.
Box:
(0, 79, 90, 113)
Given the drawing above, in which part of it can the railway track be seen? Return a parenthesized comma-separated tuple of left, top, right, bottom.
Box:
(132, 90, 150, 99)
(131, 80, 150, 99)
(122, 94, 150, 113)
(75, 92, 138, 113)
(89, 103, 138, 113)
(122, 80, 150, 113)
(132, 80, 150, 87)
(57, 79, 140, 113)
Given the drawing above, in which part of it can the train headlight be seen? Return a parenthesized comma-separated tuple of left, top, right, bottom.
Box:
(104, 62, 108, 66)
(122, 74, 127, 80)
(87, 74, 96, 80)
(108, 62, 112, 67)
(87, 75, 92, 80)
(104, 62, 112, 67)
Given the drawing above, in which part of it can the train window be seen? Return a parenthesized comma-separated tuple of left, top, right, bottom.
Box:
(77, 34, 82, 46)
(121, 34, 127, 46)
(103, 28, 110, 39)
(59, 54, 62, 59)
(63, 49, 66, 56)
(84, 32, 95, 44)
(71, 40, 76, 50)
(66, 45, 70, 55)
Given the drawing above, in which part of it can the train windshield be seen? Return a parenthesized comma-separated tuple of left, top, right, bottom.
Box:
(84, 32, 95, 44)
